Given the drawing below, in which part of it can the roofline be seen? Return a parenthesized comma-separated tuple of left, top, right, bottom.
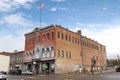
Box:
(24, 24, 105, 46)
(24, 24, 57, 36)
(12, 51, 24, 54)
(0, 52, 10, 56)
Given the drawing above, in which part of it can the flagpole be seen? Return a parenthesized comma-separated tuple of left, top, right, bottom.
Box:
(40, 8, 42, 29)
(40, 3, 45, 29)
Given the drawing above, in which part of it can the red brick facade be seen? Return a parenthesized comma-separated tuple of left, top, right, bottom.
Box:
(23, 24, 107, 74)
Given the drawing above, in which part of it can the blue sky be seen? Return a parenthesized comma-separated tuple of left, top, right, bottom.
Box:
(0, 0, 120, 59)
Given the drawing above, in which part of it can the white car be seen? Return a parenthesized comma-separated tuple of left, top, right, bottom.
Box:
(22, 70, 33, 75)
(0, 72, 7, 80)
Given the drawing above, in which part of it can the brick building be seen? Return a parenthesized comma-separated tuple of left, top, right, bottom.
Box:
(23, 24, 107, 74)
(0, 52, 10, 72)
(9, 51, 24, 72)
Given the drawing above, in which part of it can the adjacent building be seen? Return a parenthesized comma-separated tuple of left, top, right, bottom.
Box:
(9, 51, 24, 72)
(23, 24, 107, 74)
(0, 52, 10, 72)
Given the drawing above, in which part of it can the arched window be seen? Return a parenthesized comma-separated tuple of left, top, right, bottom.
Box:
(46, 48, 49, 52)
(46, 48, 50, 57)
(51, 47, 54, 57)
(26, 51, 28, 55)
(42, 48, 45, 58)
(29, 51, 32, 55)
(36, 47, 39, 53)
(33, 50, 35, 55)
(51, 47, 54, 51)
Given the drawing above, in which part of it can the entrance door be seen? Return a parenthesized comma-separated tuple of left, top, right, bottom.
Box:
(46, 63, 49, 73)
(35, 64, 39, 74)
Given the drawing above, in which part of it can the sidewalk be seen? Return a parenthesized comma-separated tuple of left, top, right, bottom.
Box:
(35, 69, 115, 77)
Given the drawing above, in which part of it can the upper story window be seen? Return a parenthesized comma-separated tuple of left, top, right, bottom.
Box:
(32, 37, 34, 45)
(72, 37, 74, 44)
(42, 33, 45, 41)
(62, 50, 64, 57)
(66, 51, 68, 58)
(52, 31, 54, 39)
(69, 52, 71, 58)
(57, 32, 60, 38)
(78, 39, 79, 44)
(30, 37, 34, 45)
(46, 32, 50, 40)
(61, 33, 64, 39)
(75, 38, 77, 44)
(65, 34, 68, 41)
(69, 35, 71, 42)
(57, 50, 60, 57)
(86, 42, 88, 47)
(36, 35, 40, 43)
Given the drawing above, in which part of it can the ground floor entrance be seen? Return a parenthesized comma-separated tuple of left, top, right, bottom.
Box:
(23, 59, 55, 74)
(41, 61, 55, 74)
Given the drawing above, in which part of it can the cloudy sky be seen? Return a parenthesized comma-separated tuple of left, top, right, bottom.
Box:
(0, 0, 120, 59)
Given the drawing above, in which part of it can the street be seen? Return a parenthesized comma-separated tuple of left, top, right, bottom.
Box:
(7, 72, 120, 80)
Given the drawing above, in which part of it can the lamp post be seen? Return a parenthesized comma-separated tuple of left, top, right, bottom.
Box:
(117, 54, 120, 67)
(80, 36, 86, 74)
(91, 57, 97, 75)
(81, 51, 85, 74)
(33, 61, 36, 75)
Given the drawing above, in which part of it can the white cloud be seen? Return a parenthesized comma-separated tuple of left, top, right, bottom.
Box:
(50, 7, 57, 12)
(0, 35, 24, 52)
(0, 13, 34, 52)
(0, 0, 36, 12)
(0, 13, 33, 27)
(103, 7, 107, 10)
(70, 23, 120, 59)
(50, 7, 66, 12)
(0, 12, 47, 52)
(13, 0, 34, 4)
(51, 0, 65, 2)
(58, 7, 66, 11)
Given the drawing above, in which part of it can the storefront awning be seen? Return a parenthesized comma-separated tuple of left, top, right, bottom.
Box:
(41, 57, 55, 61)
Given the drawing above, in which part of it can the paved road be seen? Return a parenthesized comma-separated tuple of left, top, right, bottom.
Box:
(7, 72, 120, 80)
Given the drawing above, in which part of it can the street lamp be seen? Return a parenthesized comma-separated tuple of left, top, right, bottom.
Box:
(33, 61, 36, 74)
(91, 57, 97, 75)
(80, 51, 85, 73)
(117, 54, 120, 67)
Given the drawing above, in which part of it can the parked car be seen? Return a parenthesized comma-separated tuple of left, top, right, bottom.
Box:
(0, 72, 7, 80)
(9, 70, 21, 75)
(116, 67, 120, 72)
(22, 70, 33, 75)
(0, 71, 6, 75)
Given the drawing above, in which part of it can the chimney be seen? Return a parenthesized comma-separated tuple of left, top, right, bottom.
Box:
(14, 50, 18, 52)
(77, 30, 81, 35)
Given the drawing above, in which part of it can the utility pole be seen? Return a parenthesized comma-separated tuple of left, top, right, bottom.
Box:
(117, 54, 120, 67)
(80, 36, 86, 74)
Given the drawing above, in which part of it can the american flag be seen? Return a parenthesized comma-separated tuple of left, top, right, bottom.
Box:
(40, 3, 45, 9)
